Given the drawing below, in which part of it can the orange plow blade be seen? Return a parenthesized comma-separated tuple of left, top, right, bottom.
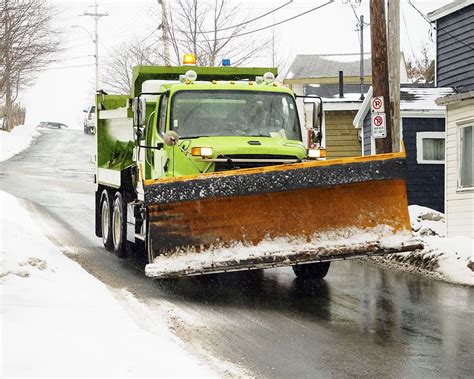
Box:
(144, 152, 421, 278)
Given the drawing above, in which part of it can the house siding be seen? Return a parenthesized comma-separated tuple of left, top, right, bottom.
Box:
(436, 4, 474, 90)
(324, 110, 361, 159)
(445, 98, 474, 238)
(402, 118, 445, 212)
(363, 113, 372, 155)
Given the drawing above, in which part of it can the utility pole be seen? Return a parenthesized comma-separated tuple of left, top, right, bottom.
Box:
(387, 0, 401, 152)
(83, 0, 108, 90)
(159, 0, 171, 66)
(359, 14, 365, 100)
(370, 0, 392, 153)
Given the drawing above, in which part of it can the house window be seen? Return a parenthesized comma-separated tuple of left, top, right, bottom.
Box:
(416, 132, 445, 164)
(458, 125, 473, 190)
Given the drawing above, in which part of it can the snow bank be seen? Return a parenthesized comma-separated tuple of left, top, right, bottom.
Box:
(0, 190, 215, 377)
(0, 124, 39, 162)
(372, 205, 473, 286)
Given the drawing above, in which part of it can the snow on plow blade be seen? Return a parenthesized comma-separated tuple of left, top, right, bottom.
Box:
(144, 152, 421, 278)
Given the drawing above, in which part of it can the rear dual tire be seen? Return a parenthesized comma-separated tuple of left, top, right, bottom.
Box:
(112, 192, 127, 258)
(100, 189, 127, 258)
(100, 190, 113, 251)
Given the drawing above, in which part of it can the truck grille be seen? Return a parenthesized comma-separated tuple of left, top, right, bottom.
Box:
(214, 154, 299, 172)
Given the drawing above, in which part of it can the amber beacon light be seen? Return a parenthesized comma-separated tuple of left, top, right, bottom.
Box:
(183, 53, 196, 65)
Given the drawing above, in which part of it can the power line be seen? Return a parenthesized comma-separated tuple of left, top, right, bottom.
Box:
(42, 63, 94, 71)
(194, 0, 334, 43)
(198, 0, 294, 34)
(401, 6, 418, 65)
(408, 0, 474, 53)
(49, 54, 95, 63)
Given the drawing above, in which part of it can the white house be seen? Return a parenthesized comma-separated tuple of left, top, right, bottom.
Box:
(436, 91, 474, 238)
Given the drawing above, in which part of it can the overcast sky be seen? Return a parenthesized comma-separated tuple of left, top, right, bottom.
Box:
(20, 0, 451, 127)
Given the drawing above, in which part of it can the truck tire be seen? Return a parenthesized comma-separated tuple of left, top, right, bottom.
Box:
(112, 192, 127, 258)
(100, 190, 113, 251)
(292, 262, 330, 280)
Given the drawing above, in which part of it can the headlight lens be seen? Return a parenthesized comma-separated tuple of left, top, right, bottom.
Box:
(191, 147, 213, 158)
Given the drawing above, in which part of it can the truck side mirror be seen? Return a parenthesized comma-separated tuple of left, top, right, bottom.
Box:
(163, 131, 179, 146)
(133, 97, 147, 127)
(312, 101, 322, 130)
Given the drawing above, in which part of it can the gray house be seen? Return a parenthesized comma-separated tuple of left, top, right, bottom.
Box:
(428, 0, 474, 91)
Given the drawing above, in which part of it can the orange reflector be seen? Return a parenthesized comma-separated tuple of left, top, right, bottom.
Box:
(183, 53, 196, 65)
(191, 147, 213, 158)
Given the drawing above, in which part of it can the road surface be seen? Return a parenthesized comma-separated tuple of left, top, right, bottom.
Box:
(1, 129, 473, 378)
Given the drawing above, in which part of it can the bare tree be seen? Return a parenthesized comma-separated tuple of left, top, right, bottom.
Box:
(102, 38, 163, 94)
(159, 0, 268, 67)
(406, 43, 435, 84)
(0, 0, 59, 131)
(103, 0, 270, 94)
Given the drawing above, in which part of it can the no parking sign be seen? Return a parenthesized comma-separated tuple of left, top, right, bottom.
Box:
(371, 113, 387, 138)
(371, 96, 385, 113)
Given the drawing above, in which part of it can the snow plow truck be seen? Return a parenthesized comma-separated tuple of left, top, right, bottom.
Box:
(94, 57, 421, 279)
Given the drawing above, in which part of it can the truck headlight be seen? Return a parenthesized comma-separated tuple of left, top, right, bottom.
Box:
(191, 147, 213, 158)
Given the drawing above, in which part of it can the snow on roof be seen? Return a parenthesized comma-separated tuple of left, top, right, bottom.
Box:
(285, 54, 372, 80)
(400, 87, 455, 111)
(428, 0, 474, 21)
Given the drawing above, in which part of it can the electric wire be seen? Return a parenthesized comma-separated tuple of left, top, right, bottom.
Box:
(42, 63, 94, 71)
(401, 5, 419, 65)
(191, 0, 334, 43)
(408, 0, 474, 53)
(197, 0, 294, 34)
(49, 54, 95, 63)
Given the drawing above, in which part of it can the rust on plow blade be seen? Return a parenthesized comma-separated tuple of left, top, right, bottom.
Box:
(144, 152, 419, 278)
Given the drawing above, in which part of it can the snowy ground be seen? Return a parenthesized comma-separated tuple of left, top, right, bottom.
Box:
(0, 190, 217, 377)
(370, 205, 474, 286)
(0, 124, 40, 162)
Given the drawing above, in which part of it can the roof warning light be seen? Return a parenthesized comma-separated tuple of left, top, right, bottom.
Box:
(183, 53, 196, 65)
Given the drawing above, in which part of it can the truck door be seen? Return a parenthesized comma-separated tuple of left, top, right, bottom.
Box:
(149, 94, 168, 179)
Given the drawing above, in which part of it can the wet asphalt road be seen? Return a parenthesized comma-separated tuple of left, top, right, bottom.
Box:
(1, 129, 473, 378)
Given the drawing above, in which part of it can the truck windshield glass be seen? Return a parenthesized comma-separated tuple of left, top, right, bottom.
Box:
(171, 90, 301, 141)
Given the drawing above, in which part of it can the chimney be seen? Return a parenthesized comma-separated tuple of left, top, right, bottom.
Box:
(339, 71, 344, 98)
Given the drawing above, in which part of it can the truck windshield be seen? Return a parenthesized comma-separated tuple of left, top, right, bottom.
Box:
(171, 90, 301, 141)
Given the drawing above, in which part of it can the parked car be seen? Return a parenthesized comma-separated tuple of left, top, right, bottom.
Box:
(37, 121, 68, 129)
(83, 105, 96, 134)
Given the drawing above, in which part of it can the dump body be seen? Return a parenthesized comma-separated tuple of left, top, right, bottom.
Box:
(94, 64, 420, 279)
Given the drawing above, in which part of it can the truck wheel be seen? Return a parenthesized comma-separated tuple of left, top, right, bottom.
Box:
(112, 192, 127, 258)
(100, 190, 113, 251)
(292, 262, 330, 280)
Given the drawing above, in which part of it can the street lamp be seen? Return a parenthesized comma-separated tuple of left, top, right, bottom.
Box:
(71, 24, 98, 90)
(73, 0, 108, 91)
